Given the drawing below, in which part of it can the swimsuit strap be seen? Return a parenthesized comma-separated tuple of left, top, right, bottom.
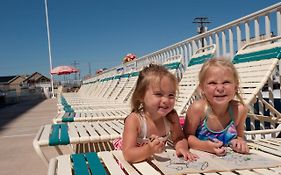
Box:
(139, 113, 171, 140)
(204, 104, 235, 132)
(228, 104, 234, 121)
(138, 113, 148, 139)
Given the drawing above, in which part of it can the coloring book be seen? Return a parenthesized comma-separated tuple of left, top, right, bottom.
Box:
(151, 148, 281, 174)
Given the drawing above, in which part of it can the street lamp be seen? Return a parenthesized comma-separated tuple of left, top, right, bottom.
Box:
(44, 0, 55, 98)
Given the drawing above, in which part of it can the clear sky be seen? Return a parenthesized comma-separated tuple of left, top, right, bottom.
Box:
(0, 0, 280, 80)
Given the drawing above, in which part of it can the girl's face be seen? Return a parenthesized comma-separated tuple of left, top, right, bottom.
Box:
(201, 66, 237, 107)
(143, 76, 176, 120)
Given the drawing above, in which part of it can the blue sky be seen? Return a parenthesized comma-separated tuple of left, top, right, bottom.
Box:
(0, 0, 280, 80)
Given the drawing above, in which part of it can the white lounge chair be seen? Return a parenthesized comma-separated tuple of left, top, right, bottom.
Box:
(162, 55, 185, 79)
(53, 71, 139, 123)
(232, 36, 281, 140)
(174, 44, 216, 116)
(48, 138, 281, 175)
(33, 120, 124, 165)
(53, 56, 185, 123)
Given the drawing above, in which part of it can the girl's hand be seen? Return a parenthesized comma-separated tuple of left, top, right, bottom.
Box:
(230, 138, 249, 154)
(208, 138, 227, 156)
(148, 136, 165, 154)
(176, 148, 198, 161)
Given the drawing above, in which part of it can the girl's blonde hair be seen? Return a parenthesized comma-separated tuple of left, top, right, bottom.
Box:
(131, 64, 178, 113)
(198, 57, 245, 105)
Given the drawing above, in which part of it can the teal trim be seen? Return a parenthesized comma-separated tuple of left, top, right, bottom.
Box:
(49, 124, 70, 146)
(62, 117, 74, 122)
(61, 96, 74, 113)
(63, 107, 74, 113)
(164, 62, 180, 70)
(71, 154, 90, 175)
(233, 47, 281, 64)
(188, 53, 214, 66)
(85, 152, 107, 175)
(61, 102, 67, 105)
(49, 124, 60, 145)
(106, 77, 114, 81)
(101, 76, 114, 82)
(63, 104, 71, 108)
(121, 73, 130, 78)
(130, 72, 139, 77)
(65, 109, 74, 113)
(61, 112, 75, 122)
(114, 75, 122, 79)
(84, 79, 100, 85)
(60, 124, 70, 144)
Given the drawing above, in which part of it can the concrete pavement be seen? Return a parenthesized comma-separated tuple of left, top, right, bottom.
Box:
(0, 98, 58, 175)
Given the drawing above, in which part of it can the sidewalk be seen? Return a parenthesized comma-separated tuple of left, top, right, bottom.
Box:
(0, 98, 58, 175)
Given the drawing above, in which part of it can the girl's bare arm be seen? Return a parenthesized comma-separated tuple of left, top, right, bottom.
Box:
(122, 114, 154, 162)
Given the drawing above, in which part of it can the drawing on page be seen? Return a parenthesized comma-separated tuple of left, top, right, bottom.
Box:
(153, 152, 209, 171)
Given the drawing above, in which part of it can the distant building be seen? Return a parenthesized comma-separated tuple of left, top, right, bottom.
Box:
(0, 72, 51, 95)
(0, 75, 26, 93)
(22, 72, 50, 89)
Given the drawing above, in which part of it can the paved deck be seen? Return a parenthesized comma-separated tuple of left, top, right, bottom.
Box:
(0, 98, 58, 175)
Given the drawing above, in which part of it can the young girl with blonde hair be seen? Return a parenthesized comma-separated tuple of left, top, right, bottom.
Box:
(184, 58, 249, 156)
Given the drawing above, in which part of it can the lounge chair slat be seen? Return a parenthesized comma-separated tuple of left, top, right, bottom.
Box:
(57, 155, 72, 175)
(68, 124, 80, 143)
(39, 124, 52, 145)
(85, 152, 107, 175)
(92, 122, 110, 141)
(269, 167, 281, 173)
(59, 124, 70, 145)
(99, 122, 119, 139)
(71, 154, 89, 175)
(49, 124, 60, 146)
(133, 161, 161, 175)
(111, 150, 140, 175)
(253, 168, 280, 175)
(75, 122, 90, 142)
(98, 151, 126, 175)
(235, 169, 262, 175)
(83, 123, 100, 142)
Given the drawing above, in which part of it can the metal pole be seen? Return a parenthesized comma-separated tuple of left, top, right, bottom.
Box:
(44, 0, 55, 98)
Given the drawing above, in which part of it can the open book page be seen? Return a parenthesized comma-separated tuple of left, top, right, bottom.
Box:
(195, 148, 281, 170)
(151, 148, 281, 174)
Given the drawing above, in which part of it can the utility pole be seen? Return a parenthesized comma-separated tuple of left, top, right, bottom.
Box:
(193, 17, 211, 48)
(71, 60, 79, 80)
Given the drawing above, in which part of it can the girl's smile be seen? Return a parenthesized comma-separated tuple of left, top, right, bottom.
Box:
(201, 66, 236, 107)
(143, 76, 176, 119)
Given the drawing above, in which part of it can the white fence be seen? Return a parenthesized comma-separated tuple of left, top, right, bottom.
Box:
(84, 2, 281, 84)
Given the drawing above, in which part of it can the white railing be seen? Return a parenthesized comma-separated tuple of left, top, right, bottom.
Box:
(85, 2, 281, 84)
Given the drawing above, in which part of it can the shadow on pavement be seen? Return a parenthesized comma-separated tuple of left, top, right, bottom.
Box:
(0, 97, 45, 131)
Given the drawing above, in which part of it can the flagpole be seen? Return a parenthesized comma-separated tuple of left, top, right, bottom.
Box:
(44, 0, 55, 98)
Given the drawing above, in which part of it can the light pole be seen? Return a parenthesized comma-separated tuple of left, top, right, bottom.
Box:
(193, 17, 211, 48)
(44, 0, 55, 98)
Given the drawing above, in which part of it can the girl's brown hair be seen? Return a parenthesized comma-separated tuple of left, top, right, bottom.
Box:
(131, 64, 178, 113)
(198, 57, 245, 105)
